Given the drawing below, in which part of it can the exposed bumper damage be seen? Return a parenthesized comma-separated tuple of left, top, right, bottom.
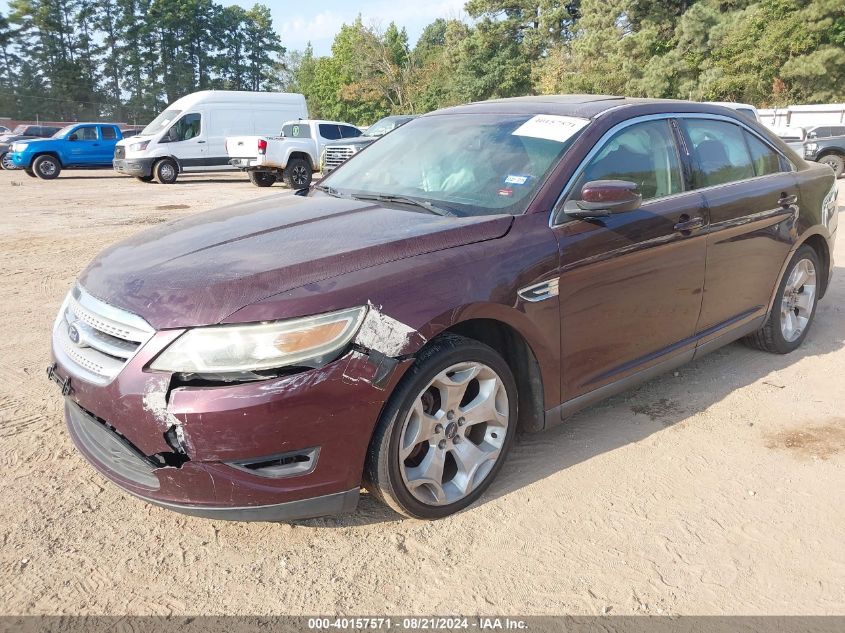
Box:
(54, 306, 424, 521)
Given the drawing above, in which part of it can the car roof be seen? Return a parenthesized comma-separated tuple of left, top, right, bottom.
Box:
(430, 95, 749, 120)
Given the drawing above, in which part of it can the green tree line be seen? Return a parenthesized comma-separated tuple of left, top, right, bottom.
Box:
(0, 0, 284, 121)
(2, 0, 844, 125)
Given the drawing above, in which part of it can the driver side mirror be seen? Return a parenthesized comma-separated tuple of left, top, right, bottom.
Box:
(567, 180, 642, 218)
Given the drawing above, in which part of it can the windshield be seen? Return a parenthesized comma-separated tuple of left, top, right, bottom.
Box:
(141, 109, 182, 136)
(365, 117, 410, 137)
(52, 125, 76, 138)
(320, 113, 587, 217)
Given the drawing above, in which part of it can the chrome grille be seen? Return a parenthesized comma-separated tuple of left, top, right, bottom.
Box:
(52, 284, 155, 385)
(114, 146, 125, 159)
(323, 146, 355, 170)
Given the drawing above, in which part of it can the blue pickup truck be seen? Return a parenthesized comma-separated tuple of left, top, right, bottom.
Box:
(9, 123, 124, 179)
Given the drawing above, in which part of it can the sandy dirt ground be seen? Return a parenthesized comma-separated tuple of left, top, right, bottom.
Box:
(0, 170, 843, 616)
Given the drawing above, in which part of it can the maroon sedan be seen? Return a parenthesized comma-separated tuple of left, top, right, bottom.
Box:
(50, 96, 839, 521)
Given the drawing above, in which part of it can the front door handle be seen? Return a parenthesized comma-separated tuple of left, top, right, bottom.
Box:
(778, 193, 797, 207)
(197, 140, 206, 144)
(674, 215, 705, 233)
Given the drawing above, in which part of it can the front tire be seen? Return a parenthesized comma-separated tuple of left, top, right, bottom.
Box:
(135, 175, 154, 183)
(364, 334, 517, 519)
(745, 244, 820, 354)
(248, 171, 276, 187)
(282, 157, 312, 189)
(33, 155, 61, 179)
(153, 158, 178, 184)
(24, 168, 36, 178)
(818, 154, 844, 178)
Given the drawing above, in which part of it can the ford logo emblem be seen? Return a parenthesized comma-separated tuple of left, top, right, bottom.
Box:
(68, 324, 80, 345)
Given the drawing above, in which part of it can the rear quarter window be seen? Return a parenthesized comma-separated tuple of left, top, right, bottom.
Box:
(743, 131, 782, 177)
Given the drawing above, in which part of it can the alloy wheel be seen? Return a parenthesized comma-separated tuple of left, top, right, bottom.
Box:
(1, 153, 13, 170)
(292, 165, 308, 186)
(398, 361, 509, 506)
(780, 258, 817, 343)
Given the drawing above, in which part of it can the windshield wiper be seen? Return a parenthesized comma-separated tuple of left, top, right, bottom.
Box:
(314, 183, 342, 198)
(350, 193, 453, 217)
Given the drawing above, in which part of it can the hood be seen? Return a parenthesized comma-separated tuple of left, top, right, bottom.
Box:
(79, 194, 513, 329)
(331, 137, 376, 149)
(17, 137, 55, 147)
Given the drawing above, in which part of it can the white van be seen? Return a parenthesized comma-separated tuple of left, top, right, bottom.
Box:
(113, 90, 308, 184)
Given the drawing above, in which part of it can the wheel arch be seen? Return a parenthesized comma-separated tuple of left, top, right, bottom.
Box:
(428, 316, 548, 434)
(765, 228, 833, 317)
(816, 147, 845, 159)
(33, 151, 63, 167)
(288, 151, 314, 171)
(157, 155, 181, 172)
(801, 232, 832, 299)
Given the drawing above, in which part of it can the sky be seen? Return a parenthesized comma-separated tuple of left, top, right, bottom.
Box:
(223, 0, 468, 55)
(0, 0, 468, 56)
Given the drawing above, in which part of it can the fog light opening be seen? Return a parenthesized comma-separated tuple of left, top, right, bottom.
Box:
(228, 447, 320, 479)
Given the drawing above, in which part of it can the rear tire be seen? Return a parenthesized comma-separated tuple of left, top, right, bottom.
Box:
(745, 244, 820, 354)
(364, 333, 517, 520)
(0, 152, 12, 170)
(248, 171, 276, 187)
(282, 157, 312, 189)
(33, 155, 61, 180)
(153, 158, 178, 184)
(818, 154, 844, 178)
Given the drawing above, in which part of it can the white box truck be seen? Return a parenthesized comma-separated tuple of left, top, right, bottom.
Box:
(113, 90, 308, 184)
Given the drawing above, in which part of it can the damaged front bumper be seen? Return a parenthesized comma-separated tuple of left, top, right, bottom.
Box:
(53, 336, 412, 521)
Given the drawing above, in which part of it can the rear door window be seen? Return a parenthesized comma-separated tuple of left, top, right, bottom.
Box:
(572, 119, 684, 202)
(101, 126, 117, 140)
(682, 119, 755, 188)
(282, 123, 310, 138)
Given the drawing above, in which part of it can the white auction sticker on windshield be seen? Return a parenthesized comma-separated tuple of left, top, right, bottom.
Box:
(512, 115, 590, 143)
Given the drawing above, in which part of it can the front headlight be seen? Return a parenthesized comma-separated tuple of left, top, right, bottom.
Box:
(12, 143, 27, 152)
(150, 306, 366, 373)
(805, 143, 818, 153)
(129, 140, 149, 152)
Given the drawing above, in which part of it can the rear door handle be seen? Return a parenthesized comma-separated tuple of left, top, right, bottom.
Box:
(674, 215, 705, 233)
(778, 193, 797, 207)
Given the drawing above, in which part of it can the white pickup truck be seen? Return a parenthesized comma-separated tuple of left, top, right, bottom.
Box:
(226, 119, 363, 188)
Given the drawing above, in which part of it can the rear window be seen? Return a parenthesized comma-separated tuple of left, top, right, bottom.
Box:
(282, 123, 310, 139)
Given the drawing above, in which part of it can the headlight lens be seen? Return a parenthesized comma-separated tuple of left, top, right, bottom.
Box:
(150, 306, 366, 373)
(12, 143, 27, 152)
(129, 140, 149, 152)
(805, 143, 818, 152)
